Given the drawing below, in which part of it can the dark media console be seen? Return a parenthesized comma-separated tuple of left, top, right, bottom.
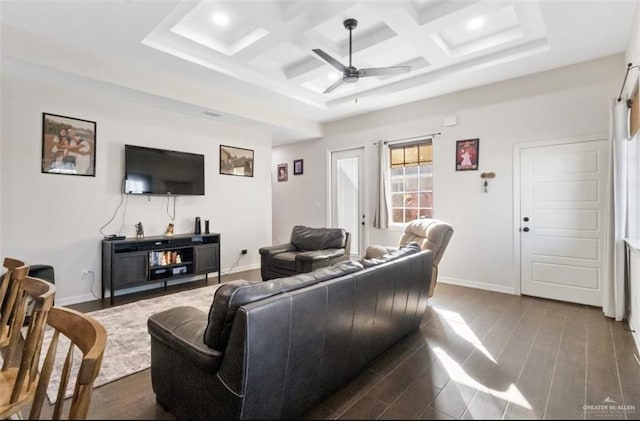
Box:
(102, 233, 220, 305)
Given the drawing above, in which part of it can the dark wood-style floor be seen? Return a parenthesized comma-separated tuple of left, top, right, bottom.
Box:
(52, 269, 640, 420)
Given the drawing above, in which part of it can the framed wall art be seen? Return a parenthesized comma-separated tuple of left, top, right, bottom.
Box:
(293, 159, 303, 175)
(455, 138, 479, 171)
(42, 113, 96, 176)
(220, 145, 254, 177)
(277, 163, 288, 182)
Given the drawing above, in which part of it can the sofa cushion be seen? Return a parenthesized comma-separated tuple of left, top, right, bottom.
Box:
(272, 252, 298, 270)
(360, 242, 421, 268)
(148, 306, 223, 372)
(364, 244, 389, 259)
(295, 248, 345, 261)
(203, 260, 364, 351)
(290, 225, 346, 251)
(308, 260, 363, 282)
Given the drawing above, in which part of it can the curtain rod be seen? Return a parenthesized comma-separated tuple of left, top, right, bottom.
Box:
(373, 132, 442, 146)
(617, 62, 639, 104)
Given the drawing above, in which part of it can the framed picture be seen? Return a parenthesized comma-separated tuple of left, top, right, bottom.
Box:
(277, 163, 288, 182)
(455, 138, 479, 171)
(42, 113, 96, 176)
(220, 145, 254, 177)
(293, 159, 303, 175)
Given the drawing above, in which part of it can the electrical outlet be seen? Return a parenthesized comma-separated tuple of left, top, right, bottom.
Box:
(241, 249, 248, 255)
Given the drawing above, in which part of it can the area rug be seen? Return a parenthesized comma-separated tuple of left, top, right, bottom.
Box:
(42, 283, 223, 404)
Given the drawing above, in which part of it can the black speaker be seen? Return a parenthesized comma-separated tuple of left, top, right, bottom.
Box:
(205, 220, 210, 234)
(195, 216, 201, 234)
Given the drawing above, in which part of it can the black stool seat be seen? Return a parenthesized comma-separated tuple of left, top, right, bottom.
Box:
(28, 264, 55, 284)
(28, 264, 55, 304)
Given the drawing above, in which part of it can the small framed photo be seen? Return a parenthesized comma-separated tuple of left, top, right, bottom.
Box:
(220, 145, 254, 177)
(277, 163, 288, 182)
(293, 159, 304, 175)
(42, 113, 96, 176)
(455, 138, 479, 171)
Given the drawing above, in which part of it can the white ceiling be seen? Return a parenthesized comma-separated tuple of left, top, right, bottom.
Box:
(0, 0, 637, 145)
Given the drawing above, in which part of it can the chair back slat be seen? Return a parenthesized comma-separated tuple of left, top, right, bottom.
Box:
(0, 261, 28, 348)
(29, 330, 60, 420)
(29, 306, 107, 420)
(0, 274, 55, 419)
(53, 343, 75, 419)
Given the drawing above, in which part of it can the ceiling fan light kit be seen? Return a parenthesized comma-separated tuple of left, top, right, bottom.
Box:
(313, 18, 411, 94)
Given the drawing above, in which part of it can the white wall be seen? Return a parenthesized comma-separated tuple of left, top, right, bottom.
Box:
(271, 140, 328, 244)
(1, 74, 272, 305)
(624, 2, 640, 353)
(273, 54, 622, 294)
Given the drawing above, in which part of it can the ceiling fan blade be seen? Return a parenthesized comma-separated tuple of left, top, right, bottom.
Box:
(322, 78, 345, 94)
(358, 66, 411, 77)
(312, 49, 347, 72)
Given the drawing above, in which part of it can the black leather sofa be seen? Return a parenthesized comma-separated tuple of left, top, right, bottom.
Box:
(147, 243, 432, 420)
(258, 225, 351, 280)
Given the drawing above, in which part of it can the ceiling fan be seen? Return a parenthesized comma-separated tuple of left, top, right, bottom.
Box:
(313, 18, 411, 94)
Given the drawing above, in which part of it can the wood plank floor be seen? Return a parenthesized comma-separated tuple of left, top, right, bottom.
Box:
(47, 270, 640, 420)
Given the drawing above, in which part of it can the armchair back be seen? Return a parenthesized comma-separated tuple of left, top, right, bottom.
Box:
(259, 226, 351, 280)
(398, 219, 453, 297)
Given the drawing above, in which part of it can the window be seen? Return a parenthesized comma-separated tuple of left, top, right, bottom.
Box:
(389, 140, 433, 224)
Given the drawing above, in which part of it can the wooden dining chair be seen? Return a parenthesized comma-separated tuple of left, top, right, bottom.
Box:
(0, 257, 29, 350)
(0, 275, 56, 419)
(28, 306, 107, 420)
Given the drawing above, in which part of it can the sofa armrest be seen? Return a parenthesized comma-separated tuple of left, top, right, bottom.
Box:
(259, 243, 297, 256)
(148, 306, 223, 372)
(295, 248, 345, 262)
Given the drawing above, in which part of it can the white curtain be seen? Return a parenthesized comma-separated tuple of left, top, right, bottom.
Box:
(373, 141, 390, 229)
(604, 99, 629, 320)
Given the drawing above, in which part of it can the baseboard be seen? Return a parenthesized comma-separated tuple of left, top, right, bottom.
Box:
(437, 276, 517, 295)
(224, 262, 260, 275)
(57, 293, 101, 307)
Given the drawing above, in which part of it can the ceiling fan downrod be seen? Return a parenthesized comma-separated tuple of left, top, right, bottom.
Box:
(344, 18, 357, 68)
(343, 18, 359, 82)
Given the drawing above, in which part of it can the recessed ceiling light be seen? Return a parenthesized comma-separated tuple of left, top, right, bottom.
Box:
(467, 17, 484, 30)
(212, 12, 229, 27)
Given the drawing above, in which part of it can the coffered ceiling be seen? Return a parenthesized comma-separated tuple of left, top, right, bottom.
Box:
(0, 0, 637, 144)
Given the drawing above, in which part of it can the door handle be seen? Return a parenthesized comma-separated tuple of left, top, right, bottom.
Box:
(522, 227, 530, 232)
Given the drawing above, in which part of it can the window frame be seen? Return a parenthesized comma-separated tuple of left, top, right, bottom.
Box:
(387, 139, 433, 227)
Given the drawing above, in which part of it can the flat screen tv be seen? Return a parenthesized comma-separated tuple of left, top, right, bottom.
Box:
(124, 145, 205, 195)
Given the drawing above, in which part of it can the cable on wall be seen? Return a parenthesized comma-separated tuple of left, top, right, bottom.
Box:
(99, 178, 127, 236)
(166, 195, 176, 221)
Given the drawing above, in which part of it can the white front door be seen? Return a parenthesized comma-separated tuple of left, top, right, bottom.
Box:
(520, 139, 609, 306)
(331, 148, 365, 257)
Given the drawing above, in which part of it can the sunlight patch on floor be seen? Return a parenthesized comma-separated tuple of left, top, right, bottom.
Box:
(434, 347, 532, 409)
(433, 307, 497, 363)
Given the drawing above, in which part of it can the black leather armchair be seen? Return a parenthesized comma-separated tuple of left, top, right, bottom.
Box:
(259, 225, 351, 280)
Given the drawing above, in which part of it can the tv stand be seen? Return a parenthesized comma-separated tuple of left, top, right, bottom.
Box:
(102, 233, 220, 305)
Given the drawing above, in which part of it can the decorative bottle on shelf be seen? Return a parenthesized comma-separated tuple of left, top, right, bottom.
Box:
(135, 222, 144, 239)
(195, 216, 201, 234)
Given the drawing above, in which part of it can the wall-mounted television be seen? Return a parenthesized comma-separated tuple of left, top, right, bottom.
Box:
(124, 145, 205, 195)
